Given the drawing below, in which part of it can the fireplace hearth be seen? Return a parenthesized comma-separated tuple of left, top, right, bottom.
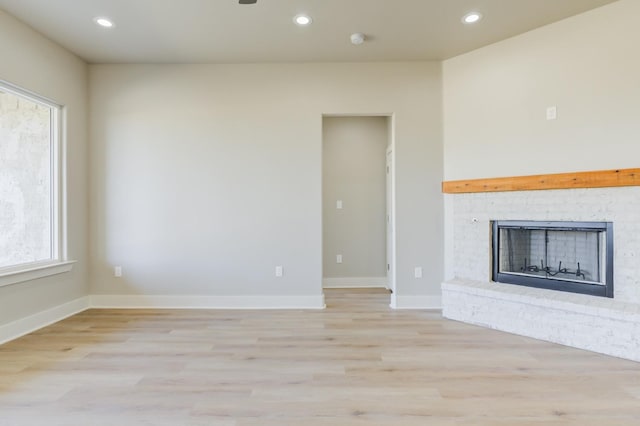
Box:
(492, 221, 613, 298)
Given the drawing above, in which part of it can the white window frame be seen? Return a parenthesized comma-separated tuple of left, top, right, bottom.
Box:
(0, 80, 74, 287)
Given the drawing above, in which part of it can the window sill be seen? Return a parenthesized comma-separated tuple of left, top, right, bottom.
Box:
(0, 261, 76, 288)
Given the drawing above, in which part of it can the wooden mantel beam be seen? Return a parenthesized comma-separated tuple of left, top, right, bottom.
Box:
(442, 168, 640, 194)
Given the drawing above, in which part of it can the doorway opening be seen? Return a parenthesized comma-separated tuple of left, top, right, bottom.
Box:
(321, 115, 395, 307)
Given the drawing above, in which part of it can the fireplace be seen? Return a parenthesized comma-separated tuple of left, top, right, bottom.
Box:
(492, 221, 613, 298)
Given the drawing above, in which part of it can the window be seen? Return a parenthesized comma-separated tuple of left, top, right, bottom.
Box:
(0, 81, 72, 286)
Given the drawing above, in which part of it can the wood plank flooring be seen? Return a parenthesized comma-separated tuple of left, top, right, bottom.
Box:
(1, 288, 640, 425)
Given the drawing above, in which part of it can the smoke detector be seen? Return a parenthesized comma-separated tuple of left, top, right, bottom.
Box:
(350, 33, 365, 45)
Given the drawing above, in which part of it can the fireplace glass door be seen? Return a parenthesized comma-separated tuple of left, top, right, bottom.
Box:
(492, 221, 613, 297)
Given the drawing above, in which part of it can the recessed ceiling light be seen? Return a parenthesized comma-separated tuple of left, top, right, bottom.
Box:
(94, 17, 114, 28)
(462, 12, 482, 24)
(293, 14, 312, 26)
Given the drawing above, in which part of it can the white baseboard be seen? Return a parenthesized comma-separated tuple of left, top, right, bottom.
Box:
(0, 293, 328, 346)
(0, 296, 90, 345)
(0, 290, 444, 347)
(391, 294, 442, 310)
(323, 277, 388, 288)
(90, 294, 326, 310)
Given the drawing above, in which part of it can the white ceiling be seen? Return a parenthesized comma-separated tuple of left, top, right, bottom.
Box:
(0, 0, 618, 64)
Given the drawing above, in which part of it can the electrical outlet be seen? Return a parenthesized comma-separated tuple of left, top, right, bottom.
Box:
(546, 106, 557, 120)
(114, 266, 122, 277)
(336, 254, 343, 264)
(336, 200, 343, 209)
(275, 266, 283, 277)
(414, 267, 423, 279)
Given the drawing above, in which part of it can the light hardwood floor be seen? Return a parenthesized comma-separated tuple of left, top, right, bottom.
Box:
(1, 288, 640, 425)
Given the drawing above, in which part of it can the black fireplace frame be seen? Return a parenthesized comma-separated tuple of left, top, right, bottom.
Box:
(491, 220, 614, 298)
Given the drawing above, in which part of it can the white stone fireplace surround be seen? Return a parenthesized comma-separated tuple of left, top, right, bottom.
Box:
(442, 186, 640, 362)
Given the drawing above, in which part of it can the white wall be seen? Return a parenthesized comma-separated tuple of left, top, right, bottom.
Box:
(443, 0, 640, 181)
(0, 10, 88, 325)
(89, 62, 443, 305)
(322, 117, 388, 280)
